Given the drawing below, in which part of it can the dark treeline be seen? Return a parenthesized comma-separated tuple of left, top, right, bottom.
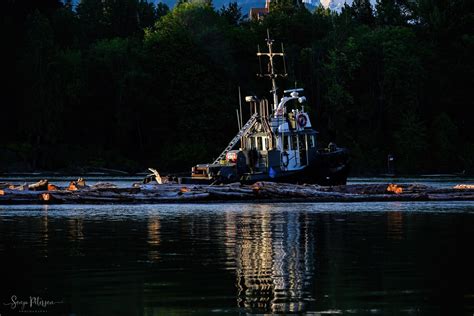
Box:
(1, 0, 473, 174)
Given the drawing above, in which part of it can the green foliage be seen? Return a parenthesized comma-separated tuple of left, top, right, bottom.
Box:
(142, 2, 239, 169)
(219, 2, 242, 25)
(375, 0, 406, 26)
(76, 0, 166, 42)
(1, 0, 473, 175)
(19, 11, 57, 144)
(394, 110, 428, 172)
(428, 112, 460, 170)
(352, 0, 375, 25)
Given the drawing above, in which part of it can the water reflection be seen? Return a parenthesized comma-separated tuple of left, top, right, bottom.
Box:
(40, 207, 49, 258)
(147, 216, 161, 261)
(68, 217, 85, 241)
(0, 203, 473, 316)
(225, 205, 314, 313)
(387, 211, 404, 240)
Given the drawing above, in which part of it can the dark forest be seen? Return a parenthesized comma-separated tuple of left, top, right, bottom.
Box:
(1, 0, 472, 175)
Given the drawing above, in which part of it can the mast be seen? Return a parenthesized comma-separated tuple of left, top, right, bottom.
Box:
(257, 29, 287, 110)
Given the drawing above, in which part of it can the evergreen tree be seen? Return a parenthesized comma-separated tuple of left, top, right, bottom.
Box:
(220, 2, 242, 25)
(375, 0, 405, 26)
(351, 0, 375, 26)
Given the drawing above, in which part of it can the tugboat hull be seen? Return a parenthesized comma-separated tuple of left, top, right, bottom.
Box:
(241, 148, 350, 186)
(180, 148, 350, 186)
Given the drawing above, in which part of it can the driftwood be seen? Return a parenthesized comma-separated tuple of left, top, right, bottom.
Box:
(454, 184, 474, 190)
(67, 178, 88, 191)
(28, 179, 49, 191)
(148, 168, 162, 184)
(90, 182, 118, 190)
(0, 179, 473, 204)
(142, 168, 165, 185)
(0, 182, 12, 189)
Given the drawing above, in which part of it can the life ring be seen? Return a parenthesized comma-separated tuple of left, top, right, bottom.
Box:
(281, 151, 289, 168)
(297, 114, 307, 127)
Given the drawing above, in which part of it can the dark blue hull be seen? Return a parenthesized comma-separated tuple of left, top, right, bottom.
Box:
(181, 148, 350, 186)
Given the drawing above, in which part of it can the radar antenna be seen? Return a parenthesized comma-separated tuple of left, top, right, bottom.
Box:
(257, 29, 287, 110)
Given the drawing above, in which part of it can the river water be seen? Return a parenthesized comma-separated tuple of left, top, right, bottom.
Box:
(1, 200, 474, 315)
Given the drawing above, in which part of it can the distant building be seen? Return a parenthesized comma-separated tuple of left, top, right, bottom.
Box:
(249, 0, 270, 20)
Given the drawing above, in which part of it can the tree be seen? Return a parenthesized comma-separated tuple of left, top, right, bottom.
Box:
(102, 0, 140, 38)
(351, 0, 375, 26)
(142, 2, 239, 169)
(137, 0, 159, 29)
(375, 0, 405, 26)
(394, 110, 428, 172)
(18, 11, 60, 168)
(76, 0, 108, 42)
(156, 3, 170, 19)
(220, 2, 242, 26)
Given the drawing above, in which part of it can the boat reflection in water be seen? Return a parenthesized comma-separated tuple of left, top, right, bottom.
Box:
(147, 216, 161, 262)
(224, 205, 314, 313)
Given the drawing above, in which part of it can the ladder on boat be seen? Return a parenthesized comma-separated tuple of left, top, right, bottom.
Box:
(212, 113, 258, 164)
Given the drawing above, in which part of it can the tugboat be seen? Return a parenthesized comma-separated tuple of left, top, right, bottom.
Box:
(180, 33, 350, 186)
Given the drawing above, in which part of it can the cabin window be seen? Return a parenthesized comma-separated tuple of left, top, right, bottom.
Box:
(248, 137, 256, 149)
(262, 138, 267, 151)
(298, 135, 305, 151)
(291, 135, 298, 151)
(311, 135, 316, 148)
(257, 137, 263, 150)
(283, 136, 289, 151)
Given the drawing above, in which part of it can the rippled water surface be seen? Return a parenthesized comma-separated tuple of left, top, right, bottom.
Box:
(1, 202, 474, 315)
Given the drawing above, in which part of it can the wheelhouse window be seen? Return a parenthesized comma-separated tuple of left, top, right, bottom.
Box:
(310, 135, 316, 148)
(298, 135, 305, 151)
(283, 135, 290, 151)
(257, 137, 263, 150)
(291, 135, 298, 151)
(248, 137, 256, 149)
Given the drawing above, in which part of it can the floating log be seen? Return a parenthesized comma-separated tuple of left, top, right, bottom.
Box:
(0, 182, 11, 189)
(76, 178, 87, 188)
(387, 183, 403, 194)
(47, 184, 59, 191)
(90, 182, 118, 190)
(28, 179, 49, 191)
(67, 181, 78, 191)
(454, 184, 474, 190)
(148, 168, 162, 184)
(0, 180, 473, 204)
(67, 178, 88, 191)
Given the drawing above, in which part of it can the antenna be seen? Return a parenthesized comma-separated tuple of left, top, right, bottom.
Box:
(256, 29, 288, 110)
(281, 42, 287, 75)
(257, 45, 263, 76)
(238, 86, 243, 129)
